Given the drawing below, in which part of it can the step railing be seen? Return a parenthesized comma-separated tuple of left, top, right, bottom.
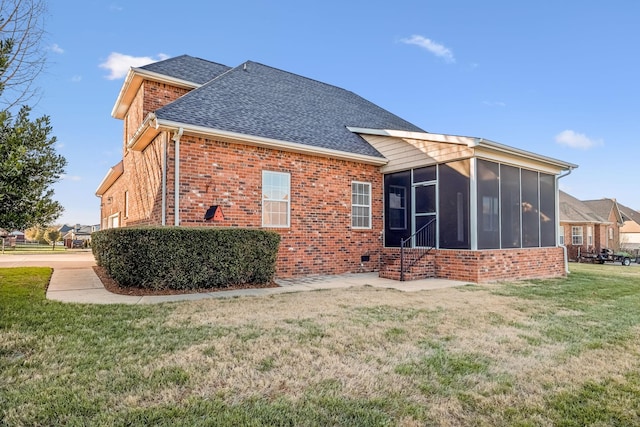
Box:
(399, 218, 436, 281)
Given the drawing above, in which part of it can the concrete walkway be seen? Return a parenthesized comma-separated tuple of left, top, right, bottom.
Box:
(0, 251, 472, 304)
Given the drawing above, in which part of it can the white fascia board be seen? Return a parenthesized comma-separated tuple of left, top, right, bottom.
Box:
(348, 126, 577, 172)
(347, 127, 474, 145)
(477, 139, 578, 171)
(95, 162, 124, 196)
(156, 119, 389, 165)
(111, 68, 203, 119)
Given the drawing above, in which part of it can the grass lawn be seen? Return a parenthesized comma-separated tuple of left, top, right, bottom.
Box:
(2, 264, 640, 426)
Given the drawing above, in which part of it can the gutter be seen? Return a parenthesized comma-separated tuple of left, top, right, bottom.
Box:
(556, 167, 575, 274)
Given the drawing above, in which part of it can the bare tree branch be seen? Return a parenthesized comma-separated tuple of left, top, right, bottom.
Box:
(0, 0, 47, 109)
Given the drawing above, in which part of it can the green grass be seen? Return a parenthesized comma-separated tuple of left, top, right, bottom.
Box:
(2, 264, 640, 425)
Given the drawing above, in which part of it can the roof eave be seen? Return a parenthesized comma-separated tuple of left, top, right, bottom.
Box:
(348, 127, 578, 172)
(147, 119, 388, 165)
(95, 161, 124, 196)
(111, 67, 203, 120)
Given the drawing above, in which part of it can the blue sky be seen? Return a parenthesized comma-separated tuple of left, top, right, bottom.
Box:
(33, 1, 640, 225)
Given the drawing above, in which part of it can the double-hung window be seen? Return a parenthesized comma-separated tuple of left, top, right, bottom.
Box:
(262, 171, 290, 227)
(571, 226, 583, 245)
(351, 182, 371, 229)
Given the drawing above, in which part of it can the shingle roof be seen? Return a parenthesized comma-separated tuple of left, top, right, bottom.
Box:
(559, 191, 607, 223)
(616, 202, 640, 223)
(582, 198, 622, 224)
(139, 55, 231, 85)
(154, 60, 425, 158)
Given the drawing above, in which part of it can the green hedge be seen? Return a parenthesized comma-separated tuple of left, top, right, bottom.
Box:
(92, 227, 280, 290)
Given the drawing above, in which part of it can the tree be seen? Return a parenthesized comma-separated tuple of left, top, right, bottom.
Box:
(42, 225, 60, 249)
(0, 105, 66, 230)
(0, 0, 47, 109)
(0, 1, 66, 231)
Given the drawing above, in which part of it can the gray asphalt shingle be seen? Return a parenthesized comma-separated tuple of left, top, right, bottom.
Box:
(153, 59, 425, 158)
(140, 55, 231, 85)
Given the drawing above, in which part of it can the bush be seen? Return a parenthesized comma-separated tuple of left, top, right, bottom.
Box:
(92, 227, 280, 290)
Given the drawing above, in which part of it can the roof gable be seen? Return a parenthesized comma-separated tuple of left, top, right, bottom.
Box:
(154, 61, 424, 158)
(583, 198, 623, 224)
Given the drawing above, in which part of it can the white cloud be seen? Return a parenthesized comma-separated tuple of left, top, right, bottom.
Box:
(401, 35, 455, 63)
(62, 174, 82, 182)
(483, 101, 506, 107)
(50, 43, 64, 54)
(71, 75, 82, 82)
(555, 130, 603, 150)
(99, 52, 170, 80)
(109, 3, 123, 12)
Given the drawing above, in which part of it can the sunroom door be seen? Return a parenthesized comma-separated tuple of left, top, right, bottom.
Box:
(412, 183, 436, 247)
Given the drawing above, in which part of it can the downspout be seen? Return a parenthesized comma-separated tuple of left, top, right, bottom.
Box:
(161, 133, 167, 226)
(556, 168, 573, 274)
(172, 127, 184, 226)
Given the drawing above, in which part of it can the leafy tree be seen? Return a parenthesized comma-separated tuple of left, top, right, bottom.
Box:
(42, 225, 61, 249)
(0, 106, 66, 230)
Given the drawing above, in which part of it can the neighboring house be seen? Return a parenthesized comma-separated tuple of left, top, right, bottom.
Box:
(558, 192, 625, 260)
(559, 191, 610, 261)
(59, 224, 100, 248)
(96, 55, 576, 283)
(617, 202, 640, 254)
(582, 198, 624, 253)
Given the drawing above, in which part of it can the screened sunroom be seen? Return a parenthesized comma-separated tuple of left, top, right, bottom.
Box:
(350, 128, 577, 254)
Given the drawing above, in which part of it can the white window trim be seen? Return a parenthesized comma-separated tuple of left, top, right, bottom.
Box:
(262, 171, 291, 228)
(351, 181, 372, 229)
(559, 226, 565, 245)
(571, 226, 583, 245)
(108, 213, 120, 229)
(587, 226, 593, 246)
(124, 190, 129, 218)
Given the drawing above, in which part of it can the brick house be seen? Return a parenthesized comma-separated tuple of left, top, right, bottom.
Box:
(618, 202, 640, 255)
(559, 191, 624, 260)
(96, 55, 576, 283)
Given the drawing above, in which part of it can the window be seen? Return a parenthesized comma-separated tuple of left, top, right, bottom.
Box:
(587, 226, 593, 246)
(500, 165, 521, 248)
(559, 226, 565, 245)
(351, 182, 371, 229)
(388, 185, 407, 230)
(262, 171, 290, 227)
(609, 227, 614, 240)
(439, 160, 470, 249)
(477, 159, 500, 249)
(521, 169, 540, 247)
(108, 213, 120, 229)
(539, 173, 556, 247)
(124, 191, 129, 218)
(572, 226, 583, 245)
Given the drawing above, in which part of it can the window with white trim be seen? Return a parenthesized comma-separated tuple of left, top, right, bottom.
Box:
(571, 226, 583, 245)
(351, 181, 371, 229)
(587, 226, 593, 246)
(262, 171, 290, 227)
(108, 213, 120, 229)
(124, 191, 129, 218)
(559, 226, 565, 245)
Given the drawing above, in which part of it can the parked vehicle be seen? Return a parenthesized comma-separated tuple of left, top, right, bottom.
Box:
(579, 248, 632, 266)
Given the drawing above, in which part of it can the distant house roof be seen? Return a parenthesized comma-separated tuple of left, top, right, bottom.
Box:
(153, 61, 424, 158)
(582, 198, 623, 225)
(618, 202, 640, 224)
(559, 191, 608, 223)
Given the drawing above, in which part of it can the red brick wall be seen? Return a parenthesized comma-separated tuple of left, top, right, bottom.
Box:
(100, 136, 165, 228)
(433, 247, 566, 282)
(133, 133, 384, 277)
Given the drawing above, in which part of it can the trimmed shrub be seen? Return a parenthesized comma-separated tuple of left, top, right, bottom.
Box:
(91, 227, 280, 290)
